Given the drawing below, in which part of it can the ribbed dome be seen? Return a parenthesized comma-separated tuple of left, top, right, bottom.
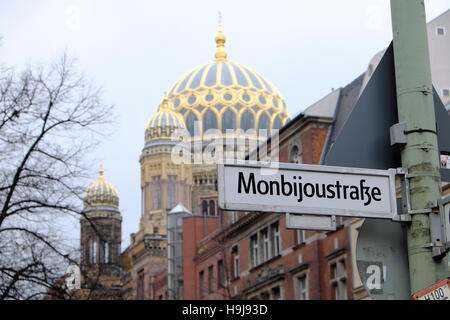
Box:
(145, 96, 186, 143)
(84, 166, 119, 209)
(165, 29, 290, 137)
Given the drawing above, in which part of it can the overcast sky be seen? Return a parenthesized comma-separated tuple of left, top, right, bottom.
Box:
(1, 0, 449, 249)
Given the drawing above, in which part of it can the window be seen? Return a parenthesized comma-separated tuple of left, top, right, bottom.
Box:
(141, 187, 145, 213)
(330, 257, 347, 300)
(89, 238, 97, 264)
(208, 265, 214, 293)
(436, 27, 446, 36)
(231, 245, 240, 279)
(295, 273, 309, 300)
(87, 238, 92, 263)
(209, 200, 216, 216)
(249, 222, 283, 269)
(250, 234, 259, 267)
(218, 260, 224, 288)
(202, 200, 208, 216)
(199, 270, 205, 297)
(260, 291, 270, 300)
(262, 228, 270, 262)
(442, 88, 450, 97)
(271, 222, 281, 256)
(152, 176, 161, 209)
(167, 175, 177, 209)
(104, 242, 109, 263)
(271, 286, 281, 300)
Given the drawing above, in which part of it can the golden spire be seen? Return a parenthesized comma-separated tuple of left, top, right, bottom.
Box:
(160, 92, 172, 111)
(214, 11, 227, 62)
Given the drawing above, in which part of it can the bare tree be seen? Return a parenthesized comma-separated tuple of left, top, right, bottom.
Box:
(0, 52, 115, 299)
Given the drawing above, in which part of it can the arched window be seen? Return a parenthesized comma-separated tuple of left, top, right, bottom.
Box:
(258, 112, 270, 135)
(240, 110, 254, 132)
(203, 109, 218, 132)
(90, 238, 97, 264)
(209, 200, 215, 216)
(186, 113, 198, 137)
(202, 200, 208, 216)
(103, 242, 109, 264)
(167, 175, 177, 209)
(152, 176, 161, 209)
(222, 108, 236, 133)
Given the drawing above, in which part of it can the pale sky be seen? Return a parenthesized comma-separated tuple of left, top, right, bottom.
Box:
(1, 0, 449, 249)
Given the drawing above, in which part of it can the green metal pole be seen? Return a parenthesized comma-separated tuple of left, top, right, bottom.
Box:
(390, 0, 443, 295)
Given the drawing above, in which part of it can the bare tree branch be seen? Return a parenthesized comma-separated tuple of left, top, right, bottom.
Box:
(0, 51, 116, 300)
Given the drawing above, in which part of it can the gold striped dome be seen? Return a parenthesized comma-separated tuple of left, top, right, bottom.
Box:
(145, 96, 186, 143)
(165, 29, 290, 137)
(83, 166, 119, 209)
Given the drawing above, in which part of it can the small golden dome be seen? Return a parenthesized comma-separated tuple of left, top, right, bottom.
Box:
(83, 165, 119, 209)
(145, 95, 186, 143)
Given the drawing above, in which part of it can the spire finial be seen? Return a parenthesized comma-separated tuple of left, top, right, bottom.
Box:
(160, 91, 171, 110)
(215, 12, 227, 62)
(99, 164, 104, 178)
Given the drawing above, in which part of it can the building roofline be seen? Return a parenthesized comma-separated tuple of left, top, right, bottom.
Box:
(427, 8, 450, 24)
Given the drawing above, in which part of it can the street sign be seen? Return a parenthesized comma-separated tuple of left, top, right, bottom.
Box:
(412, 278, 450, 300)
(356, 218, 411, 300)
(286, 213, 336, 231)
(218, 161, 398, 219)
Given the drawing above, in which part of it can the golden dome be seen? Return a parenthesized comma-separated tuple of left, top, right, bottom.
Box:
(165, 29, 290, 138)
(84, 165, 119, 209)
(145, 95, 186, 143)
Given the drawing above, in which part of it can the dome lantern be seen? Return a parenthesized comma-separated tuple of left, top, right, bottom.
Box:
(214, 28, 227, 62)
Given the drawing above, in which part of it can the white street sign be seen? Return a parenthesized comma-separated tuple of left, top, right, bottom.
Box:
(218, 161, 398, 219)
(286, 213, 336, 231)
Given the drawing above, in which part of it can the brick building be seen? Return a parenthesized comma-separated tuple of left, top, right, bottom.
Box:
(181, 77, 362, 300)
